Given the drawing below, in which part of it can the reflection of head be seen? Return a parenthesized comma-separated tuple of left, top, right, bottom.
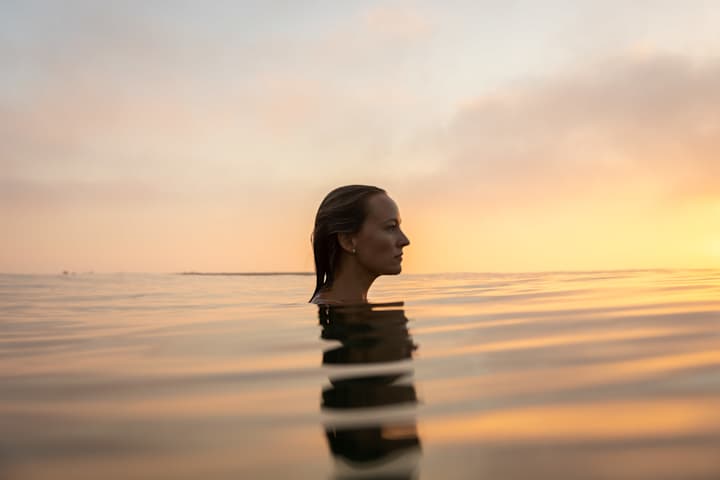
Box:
(310, 185, 386, 301)
(320, 303, 421, 478)
(319, 305, 417, 365)
(323, 373, 417, 410)
(326, 423, 420, 464)
(318, 302, 405, 325)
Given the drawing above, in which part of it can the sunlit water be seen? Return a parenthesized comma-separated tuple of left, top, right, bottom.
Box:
(2, 270, 720, 479)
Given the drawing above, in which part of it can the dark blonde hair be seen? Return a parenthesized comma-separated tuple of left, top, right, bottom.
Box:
(310, 185, 385, 301)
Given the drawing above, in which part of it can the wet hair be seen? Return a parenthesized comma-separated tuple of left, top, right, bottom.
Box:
(310, 185, 386, 301)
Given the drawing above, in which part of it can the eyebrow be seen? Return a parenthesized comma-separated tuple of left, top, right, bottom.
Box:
(383, 218, 400, 224)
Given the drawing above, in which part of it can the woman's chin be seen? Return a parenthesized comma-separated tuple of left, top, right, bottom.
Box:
(386, 265, 402, 275)
(371, 262, 402, 276)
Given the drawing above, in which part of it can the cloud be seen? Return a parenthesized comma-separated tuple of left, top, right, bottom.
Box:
(0, 2, 433, 188)
(0, 178, 168, 208)
(362, 3, 434, 43)
(402, 54, 720, 208)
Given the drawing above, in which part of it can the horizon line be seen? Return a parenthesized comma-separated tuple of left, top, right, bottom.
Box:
(1, 267, 718, 276)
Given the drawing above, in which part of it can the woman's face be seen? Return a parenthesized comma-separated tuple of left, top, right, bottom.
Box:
(353, 193, 410, 276)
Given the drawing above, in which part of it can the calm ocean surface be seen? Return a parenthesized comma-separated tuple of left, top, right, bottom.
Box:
(2, 270, 720, 479)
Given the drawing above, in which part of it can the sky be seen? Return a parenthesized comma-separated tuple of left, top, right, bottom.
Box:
(1, 0, 719, 274)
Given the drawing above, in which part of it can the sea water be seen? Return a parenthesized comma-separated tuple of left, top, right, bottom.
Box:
(1, 270, 720, 479)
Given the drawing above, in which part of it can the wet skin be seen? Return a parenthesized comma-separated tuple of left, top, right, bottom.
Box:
(350, 193, 410, 276)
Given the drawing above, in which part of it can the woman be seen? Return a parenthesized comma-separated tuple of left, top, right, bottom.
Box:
(310, 185, 410, 304)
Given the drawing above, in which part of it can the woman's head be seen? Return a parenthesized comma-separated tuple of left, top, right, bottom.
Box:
(311, 185, 409, 300)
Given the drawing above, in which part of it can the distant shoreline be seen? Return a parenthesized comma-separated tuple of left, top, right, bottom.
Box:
(179, 272, 313, 276)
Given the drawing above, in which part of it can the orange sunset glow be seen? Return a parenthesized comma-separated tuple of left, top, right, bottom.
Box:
(2, 2, 719, 274)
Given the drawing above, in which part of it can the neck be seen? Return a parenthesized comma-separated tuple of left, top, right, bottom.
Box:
(319, 254, 377, 304)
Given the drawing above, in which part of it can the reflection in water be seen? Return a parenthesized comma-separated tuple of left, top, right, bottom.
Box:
(3, 271, 720, 478)
(319, 303, 421, 479)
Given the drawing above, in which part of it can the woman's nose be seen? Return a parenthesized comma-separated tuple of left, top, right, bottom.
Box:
(399, 229, 410, 247)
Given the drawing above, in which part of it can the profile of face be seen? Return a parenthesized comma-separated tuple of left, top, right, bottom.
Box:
(343, 193, 410, 276)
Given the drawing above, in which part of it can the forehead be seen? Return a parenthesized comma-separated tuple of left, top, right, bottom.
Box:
(365, 193, 399, 221)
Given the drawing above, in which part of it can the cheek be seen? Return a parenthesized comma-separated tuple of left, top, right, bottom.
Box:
(365, 231, 395, 253)
(356, 231, 400, 274)
(356, 231, 392, 258)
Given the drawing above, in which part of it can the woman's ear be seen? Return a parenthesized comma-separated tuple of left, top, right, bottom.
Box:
(337, 233, 356, 254)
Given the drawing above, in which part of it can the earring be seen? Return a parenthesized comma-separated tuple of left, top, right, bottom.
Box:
(352, 248, 356, 254)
